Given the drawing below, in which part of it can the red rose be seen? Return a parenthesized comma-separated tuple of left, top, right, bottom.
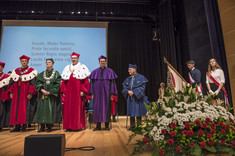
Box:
(225, 124, 230, 130)
(210, 123, 216, 128)
(170, 131, 176, 137)
(205, 118, 211, 123)
(167, 139, 174, 145)
(159, 148, 164, 155)
(198, 130, 204, 136)
(194, 120, 201, 126)
(189, 142, 195, 148)
(143, 137, 148, 144)
(183, 130, 188, 136)
(206, 133, 212, 139)
(162, 129, 167, 135)
(232, 141, 235, 147)
(221, 140, 226, 145)
(218, 121, 224, 127)
(200, 141, 206, 148)
(187, 130, 194, 136)
(185, 122, 191, 129)
(176, 146, 182, 152)
(220, 129, 226, 134)
(208, 140, 214, 146)
(233, 123, 235, 127)
(232, 127, 235, 132)
(210, 129, 216, 134)
(229, 118, 234, 123)
(170, 122, 177, 128)
(202, 123, 208, 129)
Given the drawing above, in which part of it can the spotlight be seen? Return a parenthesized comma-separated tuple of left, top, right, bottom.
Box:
(110, 12, 113, 15)
(71, 12, 74, 14)
(59, 11, 62, 14)
(31, 10, 34, 13)
(102, 12, 106, 15)
(18, 11, 22, 13)
(85, 11, 88, 14)
(77, 11, 81, 14)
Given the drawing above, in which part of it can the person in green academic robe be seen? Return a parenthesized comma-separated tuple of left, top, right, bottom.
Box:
(34, 58, 61, 132)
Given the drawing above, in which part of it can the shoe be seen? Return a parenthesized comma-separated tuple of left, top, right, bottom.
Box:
(28, 124, 32, 128)
(10, 128, 20, 132)
(113, 119, 117, 122)
(93, 127, 101, 131)
(37, 129, 45, 133)
(65, 129, 71, 132)
(46, 129, 52, 133)
(105, 127, 110, 131)
(21, 128, 26, 132)
(127, 127, 135, 131)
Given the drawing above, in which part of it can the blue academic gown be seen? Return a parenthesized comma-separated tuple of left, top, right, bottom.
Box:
(122, 73, 148, 117)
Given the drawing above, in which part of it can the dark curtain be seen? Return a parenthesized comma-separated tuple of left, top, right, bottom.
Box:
(158, 0, 187, 84)
(204, 0, 233, 105)
(108, 23, 160, 115)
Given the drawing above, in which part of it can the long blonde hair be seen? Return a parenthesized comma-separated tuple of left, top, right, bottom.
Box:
(208, 58, 222, 74)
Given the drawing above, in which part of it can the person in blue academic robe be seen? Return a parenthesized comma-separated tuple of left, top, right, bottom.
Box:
(122, 64, 148, 130)
(89, 55, 117, 131)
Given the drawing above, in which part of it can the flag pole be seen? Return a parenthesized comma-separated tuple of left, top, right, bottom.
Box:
(163, 57, 187, 84)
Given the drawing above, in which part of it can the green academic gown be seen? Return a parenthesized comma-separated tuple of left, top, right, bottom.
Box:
(34, 69, 61, 124)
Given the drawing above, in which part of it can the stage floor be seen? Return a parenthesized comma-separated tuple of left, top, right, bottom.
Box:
(0, 116, 152, 156)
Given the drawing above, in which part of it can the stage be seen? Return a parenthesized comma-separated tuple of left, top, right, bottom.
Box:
(0, 116, 152, 156)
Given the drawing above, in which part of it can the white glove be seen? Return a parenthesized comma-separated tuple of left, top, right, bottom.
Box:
(215, 90, 220, 95)
(209, 90, 214, 94)
(187, 83, 191, 87)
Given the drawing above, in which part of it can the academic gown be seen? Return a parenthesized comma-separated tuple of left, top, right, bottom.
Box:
(61, 63, 90, 130)
(34, 69, 61, 124)
(0, 73, 11, 128)
(122, 73, 148, 117)
(89, 67, 117, 123)
(8, 67, 38, 125)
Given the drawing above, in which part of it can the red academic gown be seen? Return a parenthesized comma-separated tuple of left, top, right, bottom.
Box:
(61, 75, 89, 130)
(0, 73, 10, 100)
(8, 67, 37, 125)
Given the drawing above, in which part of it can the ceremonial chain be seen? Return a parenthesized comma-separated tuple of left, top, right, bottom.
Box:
(69, 65, 73, 73)
(0, 73, 4, 80)
(43, 69, 56, 85)
(19, 66, 30, 75)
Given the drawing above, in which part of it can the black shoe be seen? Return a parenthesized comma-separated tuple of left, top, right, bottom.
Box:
(37, 129, 45, 133)
(21, 128, 26, 132)
(0, 128, 2, 132)
(93, 127, 101, 131)
(127, 127, 135, 131)
(105, 127, 110, 131)
(46, 129, 52, 133)
(10, 128, 20, 132)
(113, 118, 117, 122)
(65, 129, 71, 132)
(28, 124, 32, 128)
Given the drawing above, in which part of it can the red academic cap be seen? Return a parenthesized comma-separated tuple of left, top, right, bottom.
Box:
(71, 52, 80, 58)
(19, 55, 30, 60)
(98, 55, 106, 61)
(0, 62, 5, 67)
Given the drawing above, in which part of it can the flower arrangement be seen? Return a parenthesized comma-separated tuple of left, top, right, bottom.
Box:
(128, 86, 235, 156)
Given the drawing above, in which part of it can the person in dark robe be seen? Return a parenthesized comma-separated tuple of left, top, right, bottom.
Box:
(122, 64, 148, 130)
(89, 55, 117, 131)
(34, 58, 61, 132)
(186, 60, 203, 95)
(8, 55, 38, 132)
(0, 62, 11, 131)
(61, 52, 90, 131)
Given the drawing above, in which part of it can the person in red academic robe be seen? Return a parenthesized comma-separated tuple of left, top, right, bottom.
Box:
(8, 55, 38, 132)
(111, 94, 118, 122)
(61, 52, 90, 131)
(0, 62, 11, 131)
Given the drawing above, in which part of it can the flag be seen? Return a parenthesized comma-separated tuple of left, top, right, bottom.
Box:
(167, 64, 187, 93)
